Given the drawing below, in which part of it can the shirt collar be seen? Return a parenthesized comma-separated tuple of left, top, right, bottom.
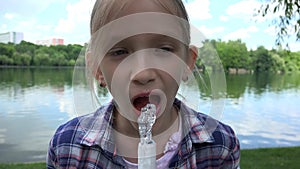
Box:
(173, 98, 215, 159)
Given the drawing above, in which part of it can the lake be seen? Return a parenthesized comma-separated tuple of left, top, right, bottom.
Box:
(0, 67, 299, 163)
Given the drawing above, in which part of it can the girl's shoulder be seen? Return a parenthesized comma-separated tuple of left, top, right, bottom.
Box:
(51, 102, 114, 146)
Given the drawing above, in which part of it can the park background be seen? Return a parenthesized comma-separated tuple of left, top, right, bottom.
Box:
(0, 0, 300, 168)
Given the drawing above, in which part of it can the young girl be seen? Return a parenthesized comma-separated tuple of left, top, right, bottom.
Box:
(47, 0, 240, 168)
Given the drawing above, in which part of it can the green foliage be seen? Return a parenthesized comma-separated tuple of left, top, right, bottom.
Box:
(257, 0, 300, 47)
(15, 41, 37, 56)
(198, 40, 223, 72)
(13, 53, 31, 66)
(252, 46, 274, 72)
(0, 55, 13, 65)
(196, 39, 300, 73)
(0, 41, 83, 67)
(287, 52, 300, 71)
(0, 42, 15, 57)
(216, 39, 250, 71)
(0, 40, 299, 74)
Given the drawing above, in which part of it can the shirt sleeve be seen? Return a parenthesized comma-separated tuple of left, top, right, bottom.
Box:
(46, 137, 58, 169)
(222, 134, 240, 169)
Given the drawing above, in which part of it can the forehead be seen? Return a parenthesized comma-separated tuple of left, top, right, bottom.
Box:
(115, 0, 175, 17)
(90, 0, 190, 54)
(91, 12, 189, 53)
(113, 34, 183, 46)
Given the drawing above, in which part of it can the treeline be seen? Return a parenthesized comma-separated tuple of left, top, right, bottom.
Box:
(198, 39, 300, 73)
(0, 41, 84, 67)
(0, 40, 299, 73)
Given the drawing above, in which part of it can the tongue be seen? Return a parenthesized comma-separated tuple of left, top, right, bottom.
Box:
(134, 97, 149, 111)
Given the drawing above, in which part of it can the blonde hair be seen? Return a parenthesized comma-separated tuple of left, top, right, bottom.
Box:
(90, 0, 190, 43)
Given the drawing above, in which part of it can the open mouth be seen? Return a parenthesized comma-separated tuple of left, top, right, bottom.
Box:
(132, 93, 161, 112)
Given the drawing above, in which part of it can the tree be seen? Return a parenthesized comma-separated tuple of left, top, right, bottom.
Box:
(0, 43, 15, 57)
(198, 40, 223, 72)
(0, 40, 84, 66)
(0, 55, 13, 65)
(34, 47, 51, 66)
(252, 46, 274, 72)
(67, 44, 82, 61)
(269, 51, 285, 73)
(15, 41, 39, 65)
(13, 53, 31, 66)
(51, 53, 67, 66)
(257, 0, 300, 47)
(215, 40, 250, 72)
(284, 51, 300, 72)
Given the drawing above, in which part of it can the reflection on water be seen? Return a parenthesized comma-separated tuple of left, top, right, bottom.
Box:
(0, 68, 74, 163)
(0, 68, 299, 163)
(219, 73, 300, 149)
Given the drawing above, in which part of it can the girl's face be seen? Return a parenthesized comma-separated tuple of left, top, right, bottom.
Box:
(94, 0, 196, 125)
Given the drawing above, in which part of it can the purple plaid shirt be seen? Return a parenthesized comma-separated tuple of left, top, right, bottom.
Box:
(47, 99, 240, 169)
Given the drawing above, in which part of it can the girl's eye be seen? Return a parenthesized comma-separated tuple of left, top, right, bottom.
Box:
(159, 46, 174, 52)
(154, 45, 175, 56)
(108, 48, 129, 56)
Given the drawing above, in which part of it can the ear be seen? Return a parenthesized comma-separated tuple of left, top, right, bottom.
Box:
(187, 45, 198, 70)
(181, 46, 198, 82)
(86, 51, 105, 85)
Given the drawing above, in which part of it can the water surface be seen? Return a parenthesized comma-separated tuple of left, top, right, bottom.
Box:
(0, 68, 299, 163)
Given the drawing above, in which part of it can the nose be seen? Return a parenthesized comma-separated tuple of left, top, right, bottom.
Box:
(131, 68, 156, 85)
(131, 51, 157, 85)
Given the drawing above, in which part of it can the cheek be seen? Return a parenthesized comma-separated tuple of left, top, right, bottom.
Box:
(100, 65, 115, 85)
(101, 62, 130, 91)
(162, 72, 180, 91)
(100, 58, 126, 84)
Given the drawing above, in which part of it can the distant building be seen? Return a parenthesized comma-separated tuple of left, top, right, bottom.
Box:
(0, 32, 24, 44)
(36, 38, 64, 46)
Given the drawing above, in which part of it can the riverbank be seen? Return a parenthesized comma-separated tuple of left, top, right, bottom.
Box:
(0, 146, 299, 169)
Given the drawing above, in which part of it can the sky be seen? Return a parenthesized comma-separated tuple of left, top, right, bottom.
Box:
(1, 0, 299, 51)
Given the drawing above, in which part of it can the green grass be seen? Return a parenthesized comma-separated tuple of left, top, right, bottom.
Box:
(0, 147, 299, 169)
(240, 146, 300, 169)
(0, 162, 45, 169)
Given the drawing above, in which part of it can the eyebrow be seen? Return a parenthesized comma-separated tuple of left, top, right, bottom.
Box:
(112, 34, 182, 43)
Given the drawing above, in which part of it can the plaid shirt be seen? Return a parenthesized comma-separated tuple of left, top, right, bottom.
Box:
(47, 99, 240, 169)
